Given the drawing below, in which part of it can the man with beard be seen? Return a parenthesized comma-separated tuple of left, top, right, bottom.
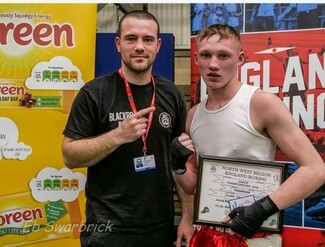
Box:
(62, 10, 194, 247)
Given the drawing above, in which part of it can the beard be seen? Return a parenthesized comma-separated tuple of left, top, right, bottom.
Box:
(122, 56, 153, 74)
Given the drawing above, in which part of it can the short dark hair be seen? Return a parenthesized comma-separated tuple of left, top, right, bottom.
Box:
(117, 10, 160, 37)
(196, 23, 240, 43)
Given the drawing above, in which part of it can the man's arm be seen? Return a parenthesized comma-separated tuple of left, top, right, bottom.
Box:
(173, 154, 198, 195)
(253, 90, 325, 209)
(172, 105, 198, 194)
(223, 90, 325, 237)
(62, 106, 155, 168)
(174, 175, 195, 247)
(249, 4, 258, 25)
(172, 105, 199, 246)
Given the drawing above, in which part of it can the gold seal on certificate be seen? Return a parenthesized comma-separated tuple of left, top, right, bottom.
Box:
(194, 156, 288, 233)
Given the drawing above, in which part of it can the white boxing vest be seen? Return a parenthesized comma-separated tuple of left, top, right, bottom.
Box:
(190, 84, 276, 161)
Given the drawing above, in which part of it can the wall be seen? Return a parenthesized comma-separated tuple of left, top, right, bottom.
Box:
(96, 4, 191, 86)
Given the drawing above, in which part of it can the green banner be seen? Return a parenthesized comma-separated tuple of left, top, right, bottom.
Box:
(45, 200, 67, 225)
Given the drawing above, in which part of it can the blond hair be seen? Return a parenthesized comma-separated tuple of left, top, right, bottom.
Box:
(196, 24, 240, 43)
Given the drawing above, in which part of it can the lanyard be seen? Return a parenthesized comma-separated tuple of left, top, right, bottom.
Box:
(118, 69, 155, 157)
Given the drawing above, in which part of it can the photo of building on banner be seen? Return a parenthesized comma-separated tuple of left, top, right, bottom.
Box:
(191, 3, 325, 36)
(190, 3, 325, 246)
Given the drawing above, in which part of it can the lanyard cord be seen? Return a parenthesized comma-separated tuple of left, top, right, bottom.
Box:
(118, 69, 155, 156)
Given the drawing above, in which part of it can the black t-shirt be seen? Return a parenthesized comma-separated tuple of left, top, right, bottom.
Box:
(63, 72, 187, 233)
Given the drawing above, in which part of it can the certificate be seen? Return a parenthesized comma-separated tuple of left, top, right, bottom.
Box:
(194, 155, 288, 233)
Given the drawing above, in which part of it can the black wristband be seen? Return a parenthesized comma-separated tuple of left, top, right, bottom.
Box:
(170, 137, 193, 174)
(259, 195, 279, 217)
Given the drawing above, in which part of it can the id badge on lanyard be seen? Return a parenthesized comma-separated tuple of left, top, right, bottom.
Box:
(133, 155, 156, 172)
(119, 69, 157, 172)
